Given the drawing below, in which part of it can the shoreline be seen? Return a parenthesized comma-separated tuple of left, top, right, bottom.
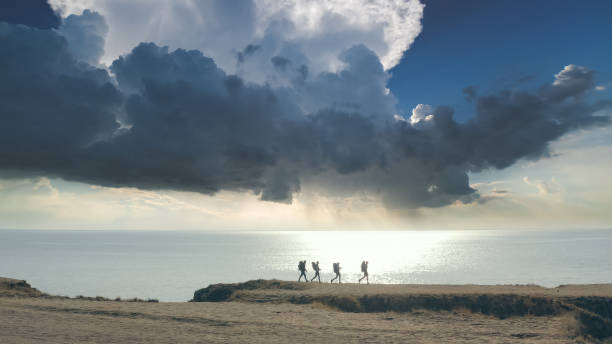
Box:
(2, 277, 612, 343)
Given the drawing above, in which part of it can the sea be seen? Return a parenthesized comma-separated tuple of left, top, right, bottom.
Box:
(1, 229, 611, 302)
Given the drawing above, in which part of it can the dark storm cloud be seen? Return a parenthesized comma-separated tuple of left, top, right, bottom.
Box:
(374, 72, 610, 207)
(0, 22, 121, 178)
(236, 44, 261, 64)
(390, 85, 610, 175)
(539, 65, 595, 102)
(0, 19, 610, 208)
(271, 56, 291, 70)
(293, 44, 396, 119)
(94, 43, 299, 197)
(110, 43, 227, 94)
(0, 0, 60, 29)
(57, 10, 108, 65)
(98, 43, 386, 201)
(309, 110, 382, 174)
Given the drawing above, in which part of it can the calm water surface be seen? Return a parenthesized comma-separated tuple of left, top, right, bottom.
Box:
(1, 229, 611, 301)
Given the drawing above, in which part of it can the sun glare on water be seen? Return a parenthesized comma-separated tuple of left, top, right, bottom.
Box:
(287, 230, 461, 283)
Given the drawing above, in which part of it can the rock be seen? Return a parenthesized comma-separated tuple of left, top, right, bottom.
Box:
(192, 284, 237, 302)
(191, 279, 309, 302)
(0, 277, 44, 297)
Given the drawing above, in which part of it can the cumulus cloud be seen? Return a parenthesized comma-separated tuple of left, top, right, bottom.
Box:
(408, 103, 435, 127)
(48, 0, 423, 76)
(289, 44, 397, 121)
(0, 21, 121, 178)
(235, 44, 261, 65)
(56, 9, 108, 65)
(252, 0, 424, 70)
(1, 3, 611, 210)
(540, 64, 595, 102)
(0, 0, 60, 29)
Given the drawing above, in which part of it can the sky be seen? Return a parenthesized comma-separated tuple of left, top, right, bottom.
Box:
(0, 0, 610, 230)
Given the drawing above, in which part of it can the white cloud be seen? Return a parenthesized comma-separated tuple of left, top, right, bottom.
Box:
(523, 177, 561, 195)
(409, 103, 435, 127)
(552, 64, 591, 86)
(393, 114, 408, 122)
(93, 186, 218, 215)
(32, 177, 59, 197)
(49, 0, 424, 77)
(254, 0, 424, 70)
(470, 180, 507, 189)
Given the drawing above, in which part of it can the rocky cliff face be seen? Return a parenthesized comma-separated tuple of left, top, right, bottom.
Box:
(192, 279, 309, 302)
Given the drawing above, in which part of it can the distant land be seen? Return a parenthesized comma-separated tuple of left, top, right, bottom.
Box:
(2, 277, 612, 343)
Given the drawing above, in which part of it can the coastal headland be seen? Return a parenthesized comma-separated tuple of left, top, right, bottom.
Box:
(2, 277, 612, 343)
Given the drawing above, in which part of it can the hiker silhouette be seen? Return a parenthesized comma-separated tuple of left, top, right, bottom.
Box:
(310, 261, 321, 283)
(330, 262, 341, 283)
(298, 260, 308, 282)
(359, 261, 369, 284)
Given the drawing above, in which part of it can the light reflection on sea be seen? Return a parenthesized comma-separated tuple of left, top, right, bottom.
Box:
(1, 229, 611, 301)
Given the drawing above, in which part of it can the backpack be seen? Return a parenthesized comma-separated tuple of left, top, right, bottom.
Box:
(298, 261, 303, 270)
(333, 263, 339, 274)
(361, 261, 366, 272)
(312, 262, 317, 271)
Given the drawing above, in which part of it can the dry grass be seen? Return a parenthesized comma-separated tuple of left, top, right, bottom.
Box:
(4, 277, 612, 342)
(0, 277, 158, 303)
(306, 293, 560, 318)
(192, 279, 311, 302)
(74, 295, 159, 303)
(0, 277, 45, 297)
(193, 280, 612, 341)
(0, 296, 576, 343)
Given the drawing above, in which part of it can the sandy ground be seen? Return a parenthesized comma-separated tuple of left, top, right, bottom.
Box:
(1, 278, 609, 343)
(0, 296, 580, 343)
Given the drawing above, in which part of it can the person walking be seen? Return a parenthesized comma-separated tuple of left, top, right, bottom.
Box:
(298, 260, 308, 282)
(330, 262, 341, 283)
(358, 261, 369, 284)
(310, 261, 321, 283)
